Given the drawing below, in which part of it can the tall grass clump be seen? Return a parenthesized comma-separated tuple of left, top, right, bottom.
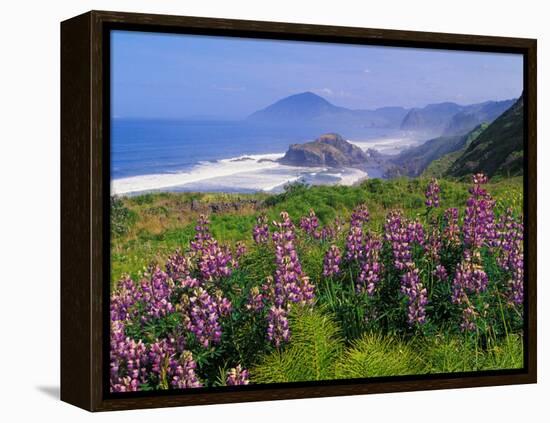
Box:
(252, 307, 343, 383)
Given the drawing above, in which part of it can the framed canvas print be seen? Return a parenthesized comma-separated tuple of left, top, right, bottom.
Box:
(60, 10, 537, 411)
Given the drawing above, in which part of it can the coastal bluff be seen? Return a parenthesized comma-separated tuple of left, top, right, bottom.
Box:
(279, 133, 368, 167)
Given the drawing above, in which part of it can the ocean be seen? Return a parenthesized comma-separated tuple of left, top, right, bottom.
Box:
(111, 119, 417, 195)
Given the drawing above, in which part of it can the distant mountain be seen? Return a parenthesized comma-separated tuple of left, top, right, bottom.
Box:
(446, 96, 524, 178)
(249, 92, 345, 121)
(400, 102, 463, 134)
(279, 133, 369, 167)
(441, 99, 515, 136)
(247, 92, 408, 128)
(400, 99, 516, 136)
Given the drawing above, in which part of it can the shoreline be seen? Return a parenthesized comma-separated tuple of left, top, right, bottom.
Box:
(111, 132, 427, 196)
(112, 156, 372, 196)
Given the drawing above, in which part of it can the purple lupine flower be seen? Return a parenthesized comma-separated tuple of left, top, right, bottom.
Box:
(451, 252, 489, 331)
(493, 208, 524, 305)
(260, 211, 315, 346)
(165, 251, 200, 288)
(507, 264, 524, 306)
(300, 209, 320, 236)
(147, 337, 177, 377)
(271, 211, 295, 243)
(214, 289, 233, 316)
(346, 225, 364, 261)
(166, 250, 190, 279)
(183, 287, 224, 348)
(140, 266, 175, 322)
(267, 305, 290, 347)
(190, 214, 212, 252)
(148, 338, 202, 389)
(384, 210, 413, 271)
(442, 208, 460, 246)
(110, 276, 141, 322)
(323, 245, 342, 277)
(226, 365, 250, 386)
(252, 214, 269, 244)
(433, 264, 448, 281)
(452, 252, 489, 303)
(460, 304, 478, 332)
(384, 210, 428, 323)
(319, 217, 345, 242)
(170, 351, 202, 389)
(246, 286, 265, 312)
(425, 227, 442, 262)
(274, 245, 314, 306)
(463, 173, 495, 249)
(493, 208, 523, 268)
(407, 219, 425, 247)
(357, 234, 383, 295)
(425, 178, 441, 208)
(198, 239, 234, 281)
(235, 241, 247, 259)
(273, 212, 315, 307)
(345, 205, 369, 260)
(400, 265, 428, 325)
(110, 320, 149, 392)
(351, 204, 370, 225)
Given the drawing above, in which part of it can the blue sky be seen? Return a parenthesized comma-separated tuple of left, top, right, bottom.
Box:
(111, 30, 523, 119)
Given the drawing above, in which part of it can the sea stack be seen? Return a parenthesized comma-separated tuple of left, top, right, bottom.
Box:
(279, 133, 369, 167)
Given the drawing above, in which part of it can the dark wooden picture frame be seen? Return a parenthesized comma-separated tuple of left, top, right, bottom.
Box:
(61, 10, 537, 412)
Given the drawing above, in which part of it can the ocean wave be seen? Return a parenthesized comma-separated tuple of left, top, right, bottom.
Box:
(111, 153, 368, 195)
(111, 153, 284, 195)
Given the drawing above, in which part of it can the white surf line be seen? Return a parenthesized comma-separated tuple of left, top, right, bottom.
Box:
(112, 153, 284, 195)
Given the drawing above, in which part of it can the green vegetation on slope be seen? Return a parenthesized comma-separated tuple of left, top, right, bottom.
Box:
(422, 123, 489, 178)
(386, 122, 489, 178)
(446, 96, 524, 178)
(386, 133, 468, 177)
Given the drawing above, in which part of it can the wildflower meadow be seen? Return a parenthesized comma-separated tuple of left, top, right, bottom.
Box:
(110, 175, 524, 392)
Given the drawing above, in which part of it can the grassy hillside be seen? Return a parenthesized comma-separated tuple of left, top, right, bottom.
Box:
(421, 123, 488, 178)
(446, 96, 524, 178)
(111, 177, 523, 285)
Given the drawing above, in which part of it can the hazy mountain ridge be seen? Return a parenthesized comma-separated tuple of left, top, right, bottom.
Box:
(441, 99, 515, 136)
(248, 92, 516, 139)
(248, 92, 408, 128)
(401, 99, 515, 136)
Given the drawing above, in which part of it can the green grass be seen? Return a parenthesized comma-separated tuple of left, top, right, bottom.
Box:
(419, 333, 524, 373)
(251, 307, 343, 383)
(251, 308, 523, 384)
(335, 334, 424, 378)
